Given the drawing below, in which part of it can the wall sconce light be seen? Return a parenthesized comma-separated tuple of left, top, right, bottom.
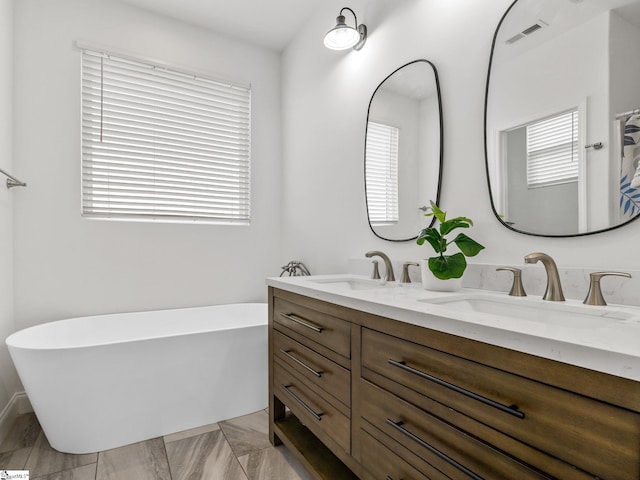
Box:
(323, 7, 367, 51)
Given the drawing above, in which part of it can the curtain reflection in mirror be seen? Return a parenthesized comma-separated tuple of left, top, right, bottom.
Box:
(619, 111, 640, 220)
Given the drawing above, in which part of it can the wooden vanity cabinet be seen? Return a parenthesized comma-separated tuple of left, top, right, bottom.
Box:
(269, 288, 359, 479)
(268, 287, 640, 480)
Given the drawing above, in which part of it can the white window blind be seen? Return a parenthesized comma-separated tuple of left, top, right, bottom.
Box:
(526, 110, 578, 188)
(366, 122, 399, 225)
(81, 49, 251, 223)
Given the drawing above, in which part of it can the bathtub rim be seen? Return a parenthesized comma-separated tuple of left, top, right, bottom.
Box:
(6, 302, 268, 351)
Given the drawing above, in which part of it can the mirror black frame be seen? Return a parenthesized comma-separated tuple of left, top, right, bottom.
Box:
(484, 0, 640, 237)
(364, 59, 443, 242)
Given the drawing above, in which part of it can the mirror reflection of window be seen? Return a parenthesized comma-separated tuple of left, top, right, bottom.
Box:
(502, 109, 581, 235)
(366, 121, 400, 226)
(485, 0, 640, 236)
(526, 110, 579, 188)
(365, 59, 442, 241)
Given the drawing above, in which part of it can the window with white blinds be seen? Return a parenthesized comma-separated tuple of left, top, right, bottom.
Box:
(366, 122, 399, 225)
(526, 110, 578, 188)
(81, 49, 251, 223)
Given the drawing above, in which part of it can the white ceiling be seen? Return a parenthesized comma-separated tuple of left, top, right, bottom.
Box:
(115, 0, 323, 51)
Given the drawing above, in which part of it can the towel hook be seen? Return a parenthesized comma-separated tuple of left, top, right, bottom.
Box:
(0, 168, 27, 189)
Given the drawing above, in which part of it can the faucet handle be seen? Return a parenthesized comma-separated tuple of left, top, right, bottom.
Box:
(583, 271, 632, 306)
(496, 267, 527, 297)
(370, 260, 381, 280)
(400, 262, 420, 283)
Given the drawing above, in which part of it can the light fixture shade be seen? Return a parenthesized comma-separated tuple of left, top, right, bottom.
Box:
(324, 22, 360, 50)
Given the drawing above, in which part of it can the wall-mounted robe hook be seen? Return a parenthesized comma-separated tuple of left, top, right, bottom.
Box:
(585, 142, 603, 150)
(0, 168, 27, 189)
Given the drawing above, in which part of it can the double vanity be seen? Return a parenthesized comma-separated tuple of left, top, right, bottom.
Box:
(281, 0, 640, 475)
(267, 274, 640, 480)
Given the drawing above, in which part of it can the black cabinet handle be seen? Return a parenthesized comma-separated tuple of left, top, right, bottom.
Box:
(280, 349, 323, 377)
(388, 359, 525, 419)
(280, 312, 323, 333)
(281, 384, 323, 421)
(386, 419, 484, 480)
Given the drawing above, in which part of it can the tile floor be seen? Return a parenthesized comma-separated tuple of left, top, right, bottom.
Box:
(0, 410, 312, 480)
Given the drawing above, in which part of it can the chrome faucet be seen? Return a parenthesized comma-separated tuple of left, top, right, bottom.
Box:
(365, 251, 395, 282)
(524, 252, 565, 301)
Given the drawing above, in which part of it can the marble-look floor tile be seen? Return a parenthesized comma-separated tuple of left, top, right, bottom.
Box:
(32, 463, 97, 480)
(0, 447, 31, 470)
(0, 413, 41, 453)
(25, 432, 97, 478)
(219, 410, 270, 457)
(166, 430, 247, 480)
(238, 445, 312, 480)
(163, 422, 220, 444)
(96, 437, 170, 480)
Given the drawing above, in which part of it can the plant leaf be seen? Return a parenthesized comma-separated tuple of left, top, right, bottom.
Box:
(440, 217, 472, 236)
(429, 200, 447, 224)
(429, 253, 466, 279)
(452, 233, 485, 257)
(417, 228, 444, 253)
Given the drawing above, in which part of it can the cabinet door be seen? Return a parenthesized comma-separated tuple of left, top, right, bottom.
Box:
(274, 359, 350, 453)
(274, 330, 350, 407)
(274, 296, 351, 359)
(360, 429, 448, 480)
(361, 328, 640, 480)
(361, 379, 554, 480)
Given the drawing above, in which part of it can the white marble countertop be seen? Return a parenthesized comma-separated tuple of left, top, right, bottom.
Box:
(267, 274, 640, 382)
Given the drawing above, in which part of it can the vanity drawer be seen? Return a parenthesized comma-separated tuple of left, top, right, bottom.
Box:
(274, 296, 351, 359)
(360, 379, 551, 480)
(273, 359, 350, 453)
(274, 329, 350, 407)
(361, 328, 640, 480)
(360, 429, 445, 480)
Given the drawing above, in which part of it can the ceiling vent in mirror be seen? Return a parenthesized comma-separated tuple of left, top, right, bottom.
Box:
(505, 20, 548, 44)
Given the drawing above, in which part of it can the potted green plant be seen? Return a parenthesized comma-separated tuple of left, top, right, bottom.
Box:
(417, 201, 485, 291)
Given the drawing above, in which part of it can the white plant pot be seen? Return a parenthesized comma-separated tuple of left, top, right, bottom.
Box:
(420, 259, 463, 292)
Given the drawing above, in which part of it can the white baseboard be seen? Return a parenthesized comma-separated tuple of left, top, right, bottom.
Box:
(0, 391, 33, 445)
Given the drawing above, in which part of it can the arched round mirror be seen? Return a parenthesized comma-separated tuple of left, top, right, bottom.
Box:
(485, 0, 640, 236)
(365, 59, 443, 241)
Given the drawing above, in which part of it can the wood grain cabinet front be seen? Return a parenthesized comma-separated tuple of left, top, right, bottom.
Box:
(268, 287, 640, 480)
(269, 288, 357, 479)
(359, 429, 438, 480)
(273, 295, 351, 361)
(361, 327, 640, 480)
(273, 359, 350, 453)
(273, 329, 350, 407)
(360, 379, 552, 480)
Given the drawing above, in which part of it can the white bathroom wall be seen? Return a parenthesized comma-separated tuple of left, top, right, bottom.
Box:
(281, 0, 640, 276)
(12, 0, 283, 328)
(0, 0, 21, 424)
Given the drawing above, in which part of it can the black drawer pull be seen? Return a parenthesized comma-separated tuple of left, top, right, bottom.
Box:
(386, 419, 484, 480)
(280, 349, 323, 377)
(388, 359, 525, 419)
(280, 313, 324, 333)
(281, 384, 323, 421)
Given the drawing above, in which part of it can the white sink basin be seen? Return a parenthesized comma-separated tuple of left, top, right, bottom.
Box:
(309, 276, 396, 291)
(420, 294, 636, 329)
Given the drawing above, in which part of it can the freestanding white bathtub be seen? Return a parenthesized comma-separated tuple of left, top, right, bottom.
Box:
(6, 303, 267, 454)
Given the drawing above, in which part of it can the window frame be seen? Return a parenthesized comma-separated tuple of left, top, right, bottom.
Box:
(365, 121, 400, 226)
(526, 109, 579, 189)
(80, 46, 252, 225)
